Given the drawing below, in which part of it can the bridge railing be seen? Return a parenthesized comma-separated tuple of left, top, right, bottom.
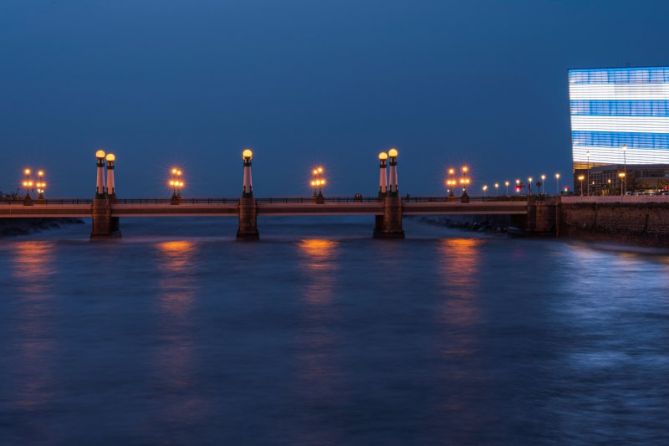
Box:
(0, 196, 531, 205)
(0, 199, 93, 205)
(116, 198, 239, 204)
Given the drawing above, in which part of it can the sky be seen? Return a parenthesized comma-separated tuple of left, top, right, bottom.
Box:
(1, 0, 668, 197)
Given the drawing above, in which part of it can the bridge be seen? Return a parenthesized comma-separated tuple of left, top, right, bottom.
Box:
(1, 149, 533, 239)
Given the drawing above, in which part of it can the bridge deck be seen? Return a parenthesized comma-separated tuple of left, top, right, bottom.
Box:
(0, 198, 528, 218)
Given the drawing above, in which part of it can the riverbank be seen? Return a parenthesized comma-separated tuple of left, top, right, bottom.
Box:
(0, 218, 84, 237)
(418, 215, 515, 234)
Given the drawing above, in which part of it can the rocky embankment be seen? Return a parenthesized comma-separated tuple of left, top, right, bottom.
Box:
(0, 218, 84, 237)
(418, 215, 517, 233)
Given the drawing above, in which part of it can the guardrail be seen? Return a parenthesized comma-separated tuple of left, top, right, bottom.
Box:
(0, 195, 535, 205)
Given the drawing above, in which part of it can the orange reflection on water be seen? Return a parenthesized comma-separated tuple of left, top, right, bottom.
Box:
(156, 240, 196, 316)
(298, 239, 339, 304)
(153, 239, 207, 427)
(298, 239, 338, 270)
(439, 238, 483, 356)
(11, 241, 57, 411)
(157, 240, 195, 272)
(12, 241, 56, 295)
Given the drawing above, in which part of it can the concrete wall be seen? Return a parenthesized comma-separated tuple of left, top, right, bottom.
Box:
(556, 196, 669, 246)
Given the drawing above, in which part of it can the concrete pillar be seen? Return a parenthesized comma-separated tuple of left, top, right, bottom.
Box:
(91, 150, 121, 239)
(105, 153, 116, 199)
(237, 149, 259, 240)
(374, 151, 388, 236)
(242, 148, 253, 196)
(378, 152, 388, 195)
(374, 148, 404, 238)
(95, 149, 106, 198)
(388, 147, 398, 194)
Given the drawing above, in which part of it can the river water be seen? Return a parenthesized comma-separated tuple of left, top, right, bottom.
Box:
(1, 217, 668, 445)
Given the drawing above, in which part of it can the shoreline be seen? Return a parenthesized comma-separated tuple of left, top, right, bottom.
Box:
(0, 218, 85, 237)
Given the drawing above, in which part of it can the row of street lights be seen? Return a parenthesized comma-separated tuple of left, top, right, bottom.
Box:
(310, 166, 326, 203)
(21, 168, 47, 201)
(450, 171, 566, 198)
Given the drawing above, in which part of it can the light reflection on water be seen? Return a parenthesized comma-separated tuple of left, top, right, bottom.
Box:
(295, 239, 342, 445)
(9, 241, 57, 416)
(151, 240, 207, 436)
(0, 219, 668, 444)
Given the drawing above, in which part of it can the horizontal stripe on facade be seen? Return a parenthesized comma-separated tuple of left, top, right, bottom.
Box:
(569, 67, 669, 85)
(572, 131, 669, 150)
(571, 116, 669, 134)
(569, 84, 669, 100)
(570, 100, 669, 117)
(573, 146, 669, 165)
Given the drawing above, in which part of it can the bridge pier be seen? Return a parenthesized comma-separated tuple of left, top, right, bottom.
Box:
(91, 197, 121, 239)
(90, 150, 121, 239)
(237, 195, 259, 240)
(237, 149, 260, 240)
(374, 148, 404, 239)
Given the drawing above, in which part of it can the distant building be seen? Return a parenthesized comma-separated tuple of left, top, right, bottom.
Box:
(569, 66, 669, 194)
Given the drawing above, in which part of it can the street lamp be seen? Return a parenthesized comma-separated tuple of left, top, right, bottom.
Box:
(494, 182, 499, 196)
(504, 180, 510, 196)
(540, 174, 546, 195)
(527, 177, 533, 196)
(622, 144, 628, 176)
(310, 166, 326, 203)
(586, 149, 591, 196)
(515, 178, 521, 194)
(21, 168, 35, 202)
(577, 174, 585, 196)
(36, 170, 46, 200)
(445, 167, 457, 197)
(168, 167, 185, 203)
(555, 173, 561, 195)
(482, 184, 488, 200)
(461, 165, 470, 192)
(618, 172, 626, 196)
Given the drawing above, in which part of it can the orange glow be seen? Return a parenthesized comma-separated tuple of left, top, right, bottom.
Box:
(24, 168, 31, 176)
(439, 238, 483, 335)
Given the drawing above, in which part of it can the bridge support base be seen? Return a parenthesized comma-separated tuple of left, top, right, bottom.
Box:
(91, 197, 121, 239)
(374, 194, 404, 239)
(237, 195, 259, 241)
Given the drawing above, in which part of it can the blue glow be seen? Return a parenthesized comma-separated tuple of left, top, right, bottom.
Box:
(572, 131, 669, 150)
(569, 67, 669, 84)
(570, 100, 669, 117)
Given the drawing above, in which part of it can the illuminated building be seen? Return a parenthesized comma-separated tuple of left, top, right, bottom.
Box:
(569, 66, 669, 193)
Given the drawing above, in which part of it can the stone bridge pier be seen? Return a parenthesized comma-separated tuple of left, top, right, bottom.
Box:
(236, 149, 259, 240)
(374, 148, 404, 239)
(91, 150, 121, 239)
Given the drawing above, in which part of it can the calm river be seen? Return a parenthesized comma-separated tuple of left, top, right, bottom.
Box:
(1, 217, 668, 445)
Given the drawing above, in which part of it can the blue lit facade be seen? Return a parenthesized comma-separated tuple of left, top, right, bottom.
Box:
(569, 67, 669, 169)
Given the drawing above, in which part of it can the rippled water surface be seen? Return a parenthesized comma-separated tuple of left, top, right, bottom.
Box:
(1, 217, 669, 445)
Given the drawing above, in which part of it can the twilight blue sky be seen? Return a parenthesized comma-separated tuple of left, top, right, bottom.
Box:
(1, 0, 668, 197)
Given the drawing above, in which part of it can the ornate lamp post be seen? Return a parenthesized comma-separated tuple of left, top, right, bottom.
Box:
(169, 167, 185, 204)
(460, 165, 471, 201)
(22, 168, 34, 201)
(35, 170, 46, 200)
(445, 167, 457, 198)
(618, 172, 626, 196)
(555, 173, 561, 195)
(310, 166, 326, 203)
(578, 174, 585, 196)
